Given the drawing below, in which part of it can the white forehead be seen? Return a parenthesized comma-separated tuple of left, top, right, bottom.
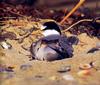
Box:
(39, 24, 47, 30)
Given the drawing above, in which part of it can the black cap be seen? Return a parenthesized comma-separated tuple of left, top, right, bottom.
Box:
(43, 21, 61, 34)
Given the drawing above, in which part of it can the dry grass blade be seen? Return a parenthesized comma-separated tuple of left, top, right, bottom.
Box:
(60, 0, 85, 25)
(62, 19, 100, 33)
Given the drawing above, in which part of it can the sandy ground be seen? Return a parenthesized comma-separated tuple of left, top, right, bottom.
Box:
(0, 29, 100, 85)
(0, 0, 100, 84)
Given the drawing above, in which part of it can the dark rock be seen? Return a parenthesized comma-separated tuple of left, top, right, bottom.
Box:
(87, 48, 99, 53)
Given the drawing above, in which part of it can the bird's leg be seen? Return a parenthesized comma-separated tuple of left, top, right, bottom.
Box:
(60, 0, 85, 25)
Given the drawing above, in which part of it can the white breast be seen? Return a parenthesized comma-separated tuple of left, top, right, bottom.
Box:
(42, 30, 60, 36)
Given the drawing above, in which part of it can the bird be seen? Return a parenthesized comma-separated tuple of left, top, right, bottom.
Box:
(30, 21, 78, 61)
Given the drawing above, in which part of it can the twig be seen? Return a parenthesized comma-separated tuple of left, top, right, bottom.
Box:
(60, 0, 85, 25)
(62, 19, 100, 33)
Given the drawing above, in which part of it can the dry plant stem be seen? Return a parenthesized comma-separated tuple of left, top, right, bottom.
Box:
(17, 29, 41, 40)
(60, 0, 85, 25)
(62, 19, 100, 33)
(31, 30, 41, 35)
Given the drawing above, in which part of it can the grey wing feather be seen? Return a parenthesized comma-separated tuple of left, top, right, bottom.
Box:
(59, 35, 73, 57)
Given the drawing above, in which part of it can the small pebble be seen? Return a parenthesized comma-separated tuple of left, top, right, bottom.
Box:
(20, 64, 32, 70)
(57, 66, 71, 73)
(87, 42, 100, 53)
(0, 41, 12, 49)
(0, 65, 14, 72)
(34, 75, 43, 78)
(87, 48, 99, 53)
(79, 64, 92, 70)
(5, 67, 14, 72)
